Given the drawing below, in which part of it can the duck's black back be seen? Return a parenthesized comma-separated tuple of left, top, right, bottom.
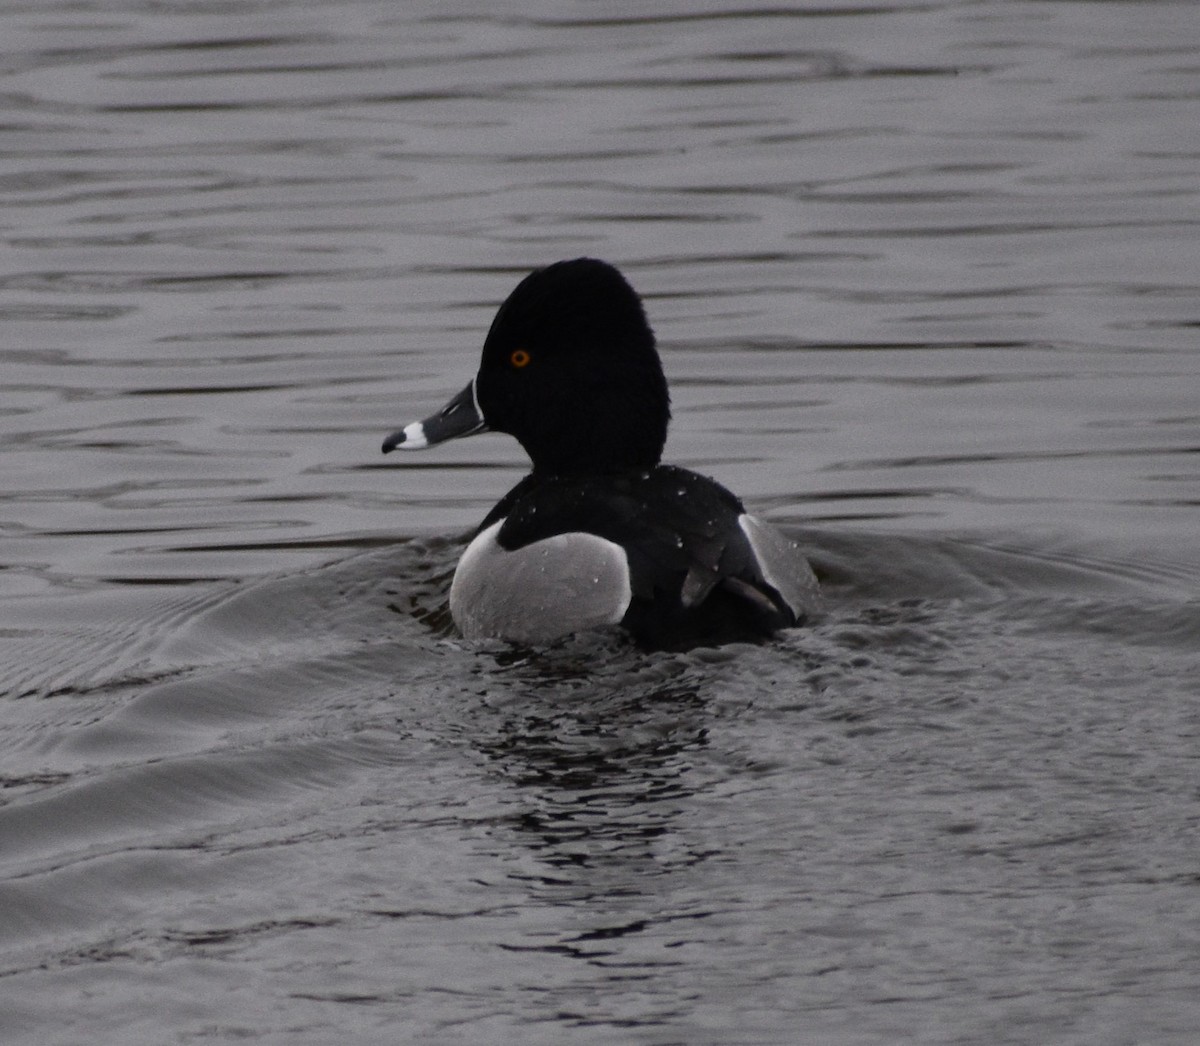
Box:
(479, 465, 800, 648)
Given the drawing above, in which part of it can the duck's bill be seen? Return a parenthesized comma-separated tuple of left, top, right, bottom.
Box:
(381, 379, 487, 453)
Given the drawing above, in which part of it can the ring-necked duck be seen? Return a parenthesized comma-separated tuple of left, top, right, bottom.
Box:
(382, 258, 819, 649)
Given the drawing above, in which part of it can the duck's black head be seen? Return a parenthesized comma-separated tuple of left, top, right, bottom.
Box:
(475, 258, 670, 475)
(381, 258, 671, 475)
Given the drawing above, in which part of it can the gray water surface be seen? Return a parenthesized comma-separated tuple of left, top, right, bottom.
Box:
(2, 2, 1198, 1043)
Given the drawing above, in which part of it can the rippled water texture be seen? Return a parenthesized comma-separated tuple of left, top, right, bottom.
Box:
(2, 2, 1198, 1043)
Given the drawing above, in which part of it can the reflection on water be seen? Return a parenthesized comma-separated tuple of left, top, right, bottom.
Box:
(1, 0, 1198, 1042)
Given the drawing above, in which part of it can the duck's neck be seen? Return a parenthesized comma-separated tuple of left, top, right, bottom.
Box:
(528, 444, 662, 478)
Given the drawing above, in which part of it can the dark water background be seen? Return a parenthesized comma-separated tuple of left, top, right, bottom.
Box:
(2, 1, 1198, 1043)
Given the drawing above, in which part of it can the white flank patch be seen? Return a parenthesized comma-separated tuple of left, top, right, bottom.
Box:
(738, 514, 821, 619)
(449, 521, 632, 643)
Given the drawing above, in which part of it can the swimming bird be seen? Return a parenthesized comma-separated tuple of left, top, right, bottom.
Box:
(382, 258, 819, 649)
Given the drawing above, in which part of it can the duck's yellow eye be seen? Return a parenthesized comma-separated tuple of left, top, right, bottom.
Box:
(510, 349, 531, 368)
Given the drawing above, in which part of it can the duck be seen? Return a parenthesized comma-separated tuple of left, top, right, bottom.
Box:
(382, 258, 819, 649)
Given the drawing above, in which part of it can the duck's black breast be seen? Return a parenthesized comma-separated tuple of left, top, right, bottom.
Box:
(480, 464, 811, 648)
